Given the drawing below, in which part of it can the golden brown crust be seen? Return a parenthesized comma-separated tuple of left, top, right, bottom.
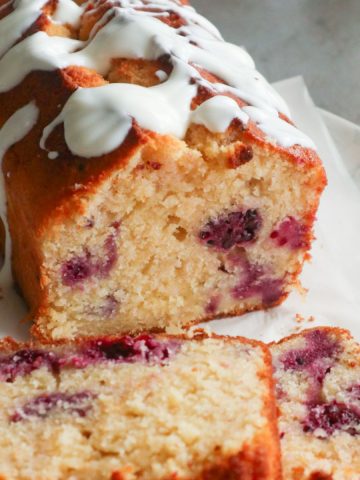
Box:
(0, 330, 267, 353)
(308, 473, 333, 480)
(260, 350, 283, 480)
(269, 326, 353, 348)
(191, 440, 281, 480)
(109, 442, 281, 480)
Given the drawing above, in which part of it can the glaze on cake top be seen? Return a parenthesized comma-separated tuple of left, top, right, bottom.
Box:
(0, 0, 315, 160)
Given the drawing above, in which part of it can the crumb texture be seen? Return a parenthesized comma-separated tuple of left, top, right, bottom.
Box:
(37, 137, 322, 340)
(0, 335, 280, 480)
(272, 328, 360, 480)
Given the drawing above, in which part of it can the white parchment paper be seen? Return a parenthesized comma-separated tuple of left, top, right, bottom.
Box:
(1, 76, 359, 342)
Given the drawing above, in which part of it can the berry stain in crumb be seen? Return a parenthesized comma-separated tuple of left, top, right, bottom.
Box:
(270, 216, 309, 250)
(10, 391, 96, 422)
(61, 222, 121, 286)
(231, 255, 284, 306)
(205, 295, 220, 315)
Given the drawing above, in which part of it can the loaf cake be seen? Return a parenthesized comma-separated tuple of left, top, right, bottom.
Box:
(0, 332, 281, 479)
(271, 327, 360, 480)
(0, 0, 326, 340)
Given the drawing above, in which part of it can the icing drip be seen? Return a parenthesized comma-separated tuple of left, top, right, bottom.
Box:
(244, 106, 316, 149)
(0, 33, 83, 92)
(0, 0, 316, 159)
(192, 96, 248, 134)
(0, 0, 48, 58)
(155, 69, 168, 82)
(52, 0, 83, 28)
(0, 101, 39, 287)
(41, 59, 199, 157)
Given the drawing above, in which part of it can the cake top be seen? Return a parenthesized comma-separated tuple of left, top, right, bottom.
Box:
(0, 0, 315, 161)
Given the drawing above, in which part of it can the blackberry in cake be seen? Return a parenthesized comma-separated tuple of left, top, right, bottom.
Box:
(271, 327, 360, 480)
(0, 333, 281, 479)
(0, 0, 326, 340)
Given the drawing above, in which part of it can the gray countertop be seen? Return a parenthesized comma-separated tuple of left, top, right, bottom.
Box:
(191, 0, 360, 125)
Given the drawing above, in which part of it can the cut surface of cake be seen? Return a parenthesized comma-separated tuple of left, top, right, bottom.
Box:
(0, 333, 281, 480)
(271, 327, 360, 480)
(0, 0, 326, 340)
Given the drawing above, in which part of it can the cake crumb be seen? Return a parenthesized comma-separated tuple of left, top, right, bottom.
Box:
(294, 280, 308, 297)
(185, 325, 214, 339)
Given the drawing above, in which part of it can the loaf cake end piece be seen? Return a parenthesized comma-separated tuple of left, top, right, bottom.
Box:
(0, 333, 281, 480)
(0, 0, 326, 340)
(271, 327, 360, 480)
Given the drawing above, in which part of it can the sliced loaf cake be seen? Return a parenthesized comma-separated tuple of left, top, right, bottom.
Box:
(0, 0, 325, 340)
(0, 332, 281, 479)
(271, 327, 360, 480)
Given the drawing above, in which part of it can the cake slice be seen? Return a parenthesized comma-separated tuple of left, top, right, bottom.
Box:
(0, 0, 326, 340)
(0, 332, 281, 479)
(271, 327, 360, 480)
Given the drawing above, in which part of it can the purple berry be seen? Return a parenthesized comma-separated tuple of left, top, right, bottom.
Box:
(94, 335, 179, 363)
(279, 330, 342, 403)
(61, 252, 92, 286)
(270, 216, 309, 250)
(0, 336, 181, 383)
(62, 335, 181, 368)
(10, 391, 95, 422)
(0, 349, 59, 383)
(199, 209, 261, 250)
(303, 401, 360, 437)
(280, 330, 339, 382)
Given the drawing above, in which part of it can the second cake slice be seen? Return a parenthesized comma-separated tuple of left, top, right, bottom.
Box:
(271, 327, 360, 480)
(0, 333, 281, 480)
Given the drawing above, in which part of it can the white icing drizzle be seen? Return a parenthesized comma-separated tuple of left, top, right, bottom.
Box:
(52, 0, 83, 27)
(0, 101, 39, 287)
(155, 69, 168, 81)
(48, 151, 59, 159)
(0, 0, 48, 58)
(192, 96, 248, 133)
(0, 32, 83, 92)
(0, 0, 316, 158)
(243, 106, 315, 149)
